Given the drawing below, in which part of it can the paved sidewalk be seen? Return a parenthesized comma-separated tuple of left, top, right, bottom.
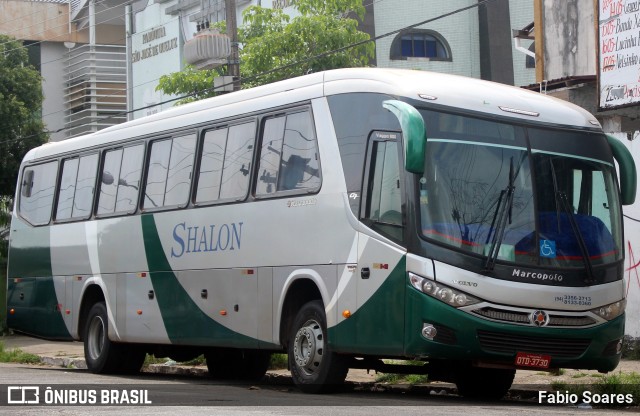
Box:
(2, 333, 639, 390)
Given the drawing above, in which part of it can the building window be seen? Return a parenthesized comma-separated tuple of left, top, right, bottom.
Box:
(391, 30, 451, 61)
(526, 42, 536, 68)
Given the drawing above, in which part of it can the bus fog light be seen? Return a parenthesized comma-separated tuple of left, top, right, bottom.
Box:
(422, 323, 437, 340)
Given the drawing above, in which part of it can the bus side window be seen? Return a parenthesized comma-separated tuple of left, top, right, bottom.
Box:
(19, 161, 58, 226)
(98, 144, 144, 216)
(219, 122, 256, 201)
(363, 140, 403, 241)
(56, 154, 98, 221)
(143, 134, 196, 209)
(256, 110, 320, 196)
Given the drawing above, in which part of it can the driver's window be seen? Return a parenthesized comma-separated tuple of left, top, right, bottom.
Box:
(363, 139, 403, 241)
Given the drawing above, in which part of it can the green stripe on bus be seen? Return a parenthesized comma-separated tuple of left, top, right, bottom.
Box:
(329, 257, 406, 355)
(6, 223, 71, 339)
(141, 214, 257, 347)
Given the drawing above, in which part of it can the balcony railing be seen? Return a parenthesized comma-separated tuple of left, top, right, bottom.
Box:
(64, 44, 127, 138)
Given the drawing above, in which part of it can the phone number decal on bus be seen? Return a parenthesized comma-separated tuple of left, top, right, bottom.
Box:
(554, 295, 592, 306)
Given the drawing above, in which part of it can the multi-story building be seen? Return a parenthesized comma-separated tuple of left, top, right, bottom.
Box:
(1, 0, 535, 137)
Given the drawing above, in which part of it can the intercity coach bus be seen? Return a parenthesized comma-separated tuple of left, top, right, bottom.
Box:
(6, 68, 636, 399)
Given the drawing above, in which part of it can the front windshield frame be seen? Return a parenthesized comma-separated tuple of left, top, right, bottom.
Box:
(415, 108, 624, 272)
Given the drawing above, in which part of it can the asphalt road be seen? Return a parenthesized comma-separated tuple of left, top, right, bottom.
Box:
(0, 363, 634, 416)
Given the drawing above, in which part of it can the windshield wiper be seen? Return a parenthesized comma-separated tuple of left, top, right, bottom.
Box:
(484, 158, 515, 271)
(549, 160, 596, 285)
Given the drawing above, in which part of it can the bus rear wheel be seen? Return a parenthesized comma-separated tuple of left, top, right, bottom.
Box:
(84, 302, 145, 374)
(288, 300, 348, 393)
(455, 366, 515, 400)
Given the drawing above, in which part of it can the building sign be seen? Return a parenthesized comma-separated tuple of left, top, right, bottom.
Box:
(599, 0, 640, 109)
(131, 20, 182, 119)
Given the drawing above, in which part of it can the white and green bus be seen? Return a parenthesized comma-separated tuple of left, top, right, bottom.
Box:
(6, 68, 636, 398)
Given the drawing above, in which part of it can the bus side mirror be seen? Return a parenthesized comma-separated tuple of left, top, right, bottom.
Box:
(382, 100, 426, 174)
(606, 134, 636, 205)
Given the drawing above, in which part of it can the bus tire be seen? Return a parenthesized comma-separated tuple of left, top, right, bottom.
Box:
(84, 302, 144, 374)
(455, 367, 515, 400)
(205, 349, 271, 381)
(288, 300, 348, 393)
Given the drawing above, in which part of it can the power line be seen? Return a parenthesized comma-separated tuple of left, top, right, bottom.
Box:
(0, 0, 132, 53)
(4, 0, 496, 145)
(35, 0, 387, 122)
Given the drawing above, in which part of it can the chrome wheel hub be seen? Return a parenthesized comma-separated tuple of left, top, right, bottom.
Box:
(293, 319, 324, 375)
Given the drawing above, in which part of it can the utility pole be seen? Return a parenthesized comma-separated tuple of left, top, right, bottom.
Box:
(225, 0, 240, 91)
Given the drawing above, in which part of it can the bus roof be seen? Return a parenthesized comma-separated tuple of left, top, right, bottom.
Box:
(24, 68, 600, 163)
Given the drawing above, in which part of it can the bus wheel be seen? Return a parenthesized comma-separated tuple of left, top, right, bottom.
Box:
(84, 302, 144, 374)
(288, 300, 348, 393)
(455, 367, 515, 400)
(205, 349, 271, 381)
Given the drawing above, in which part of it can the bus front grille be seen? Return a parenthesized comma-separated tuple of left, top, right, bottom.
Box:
(477, 330, 591, 358)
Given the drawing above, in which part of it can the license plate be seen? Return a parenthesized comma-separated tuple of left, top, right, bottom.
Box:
(515, 352, 551, 369)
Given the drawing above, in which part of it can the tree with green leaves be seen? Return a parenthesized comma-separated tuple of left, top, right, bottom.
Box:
(157, 0, 374, 103)
(0, 35, 48, 199)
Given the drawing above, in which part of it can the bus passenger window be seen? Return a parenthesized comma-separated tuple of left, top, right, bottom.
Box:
(280, 111, 320, 191)
(219, 122, 256, 200)
(116, 145, 144, 213)
(256, 116, 285, 195)
(56, 154, 98, 221)
(19, 161, 58, 225)
(196, 128, 228, 203)
(144, 134, 196, 209)
(98, 144, 144, 216)
(164, 134, 197, 206)
(256, 110, 320, 196)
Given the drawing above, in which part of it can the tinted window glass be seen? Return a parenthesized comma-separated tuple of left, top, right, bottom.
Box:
(256, 116, 285, 195)
(327, 93, 400, 214)
(219, 122, 255, 200)
(98, 149, 123, 215)
(116, 145, 144, 213)
(144, 139, 171, 209)
(279, 111, 320, 191)
(56, 158, 79, 220)
(72, 154, 98, 218)
(98, 145, 144, 215)
(196, 128, 228, 203)
(164, 134, 196, 206)
(365, 140, 403, 241)
(19, 161, 58, 225)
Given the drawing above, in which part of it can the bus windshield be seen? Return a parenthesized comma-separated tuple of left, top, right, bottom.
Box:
(418, 110, 622, 270)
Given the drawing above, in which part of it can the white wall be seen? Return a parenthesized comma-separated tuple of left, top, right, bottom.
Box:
(40, 42, 67, 142)
(374, 0, 481, 78)
(607, 131, 640, 337)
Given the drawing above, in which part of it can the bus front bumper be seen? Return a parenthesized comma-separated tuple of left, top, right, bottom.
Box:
(404, 288, 624, 373)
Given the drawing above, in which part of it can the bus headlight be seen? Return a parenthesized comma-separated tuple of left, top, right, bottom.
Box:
(591, 299, 626, 321)
(409, 273, 481, 308)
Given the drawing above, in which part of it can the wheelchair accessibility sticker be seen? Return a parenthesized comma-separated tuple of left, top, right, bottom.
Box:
(540, 240, 556, 258)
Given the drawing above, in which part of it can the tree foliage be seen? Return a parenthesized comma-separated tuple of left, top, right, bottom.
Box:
(157, 0, 374, 100)
(0, 35, 48, 198)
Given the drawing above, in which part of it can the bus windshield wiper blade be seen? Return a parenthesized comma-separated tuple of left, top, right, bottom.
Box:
(548, 159, 595, 285)
(484, 158, 515, 271)
(556, 191, 596, 285)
